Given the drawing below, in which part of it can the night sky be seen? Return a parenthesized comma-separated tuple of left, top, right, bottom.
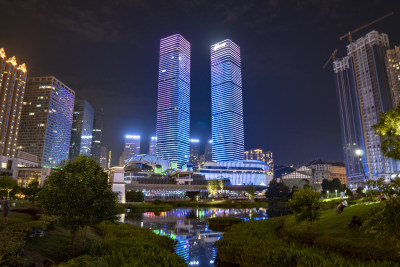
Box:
(1, 0, 399, 166)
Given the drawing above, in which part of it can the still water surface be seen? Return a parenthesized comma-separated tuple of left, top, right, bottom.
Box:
(120, 207, 289, 266)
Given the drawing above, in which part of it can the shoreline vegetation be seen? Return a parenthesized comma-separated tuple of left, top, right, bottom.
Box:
(119, 199, 272, 213)
(213, 201, 400, 266)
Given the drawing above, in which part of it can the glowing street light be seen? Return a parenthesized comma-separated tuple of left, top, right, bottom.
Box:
(327, 190, 330, 199)
(335, 189, 337, 198)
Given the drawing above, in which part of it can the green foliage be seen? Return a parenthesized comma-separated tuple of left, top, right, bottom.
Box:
(0, 214, 59, 266)
(321, 178, 345, 194)
(266, 179, 290, 200)
(0, 175, 17, 198)
(61, 222, 186, 267)
(246, 185, 256, 200)
(345, 188, 353, 196)
(214, 217, 394, 266)
(39, 156, 118, 255)
(207, 180, 219, 198)
(23, 180, 41, 203)
(208, 216, 243, 231)
(125, 190, 144, 202)
(356, 186, 365, 195)
(185, 190, 200, 201)
(373, 104, 400, 160)
(289, 188, 321, 227)
(362, 197, 400, 248)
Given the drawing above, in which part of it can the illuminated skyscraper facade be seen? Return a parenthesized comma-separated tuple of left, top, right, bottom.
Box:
(244, 149, 274, 176)
(0, 48, 27, 160)
(17, 76, 75, 167)
(91, 108, 104, 163)
(189, 138, 200, 165)
(211, 40, 244, 162)
(334, 31, 397, 186)
(156, 34, 190, 167)
(149, 136, 157, 155)
(99, 146, 107, 169)
(386, 46, 400, 108)
(69, 100, 94, 161)
(124, 135, 140, 160)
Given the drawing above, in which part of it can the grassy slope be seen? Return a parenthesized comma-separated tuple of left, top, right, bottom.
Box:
(24, 226, 102, 265)
(216, 202, 400, 265)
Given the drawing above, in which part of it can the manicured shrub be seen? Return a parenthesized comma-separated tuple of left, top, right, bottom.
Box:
(125, 191, 144, 202)
(62, 222, 186, 266)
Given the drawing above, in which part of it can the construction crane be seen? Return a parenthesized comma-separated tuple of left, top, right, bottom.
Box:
(339, 12, 393, 182)
(322, 49, 338, 69)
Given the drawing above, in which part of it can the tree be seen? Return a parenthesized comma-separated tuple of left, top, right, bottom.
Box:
(23, 180, 41, 203)
(246, 185, 256, 201)
(373, 104, 400, 160)
(207, 180, 219, 199)
(126, 190, 144, 202)
(185, 191, 200, 201)
(218, 180, 225, 191)
(0, 174, 17, 199)
(321, 178, 344, 194)
(265, 179, 290, 200)
(39, 156, 117, 256)
(356, 186, 365, 195)
(289, 187, 321, 231)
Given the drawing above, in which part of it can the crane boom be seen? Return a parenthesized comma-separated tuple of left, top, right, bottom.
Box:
(339, 12, 394, 40)
(323, 49, 338, 69)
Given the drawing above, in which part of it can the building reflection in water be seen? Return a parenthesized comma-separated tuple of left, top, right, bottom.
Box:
(122, 207, 283, 266)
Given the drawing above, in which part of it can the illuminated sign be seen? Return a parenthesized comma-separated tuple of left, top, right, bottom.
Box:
(126, 135, 140, 139)
(213, 42, 226, 51)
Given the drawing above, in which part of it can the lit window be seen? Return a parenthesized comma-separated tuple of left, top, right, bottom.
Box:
(29, 113, 35, 116)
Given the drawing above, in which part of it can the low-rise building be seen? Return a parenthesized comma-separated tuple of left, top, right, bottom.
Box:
(280, 166, 314, 190)
(307, 159, 347, 186)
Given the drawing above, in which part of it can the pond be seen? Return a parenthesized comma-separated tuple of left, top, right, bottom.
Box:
(120, 206, 290, 266)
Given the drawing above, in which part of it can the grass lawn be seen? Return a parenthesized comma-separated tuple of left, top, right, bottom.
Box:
(282, 201, 400, 262)
(24, 226, 102, 265)
(0, 211, 32, 231)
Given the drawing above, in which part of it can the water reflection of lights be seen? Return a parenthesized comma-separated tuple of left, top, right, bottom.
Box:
(125, 207, 274, 266)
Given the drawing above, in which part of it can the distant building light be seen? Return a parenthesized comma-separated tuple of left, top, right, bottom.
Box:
(151, 136, 157, 140)
(126, 135, 140, 139)
(190, 139, 199, 143)
(213, 42, 227, 51)
(209, 140, 213, 143)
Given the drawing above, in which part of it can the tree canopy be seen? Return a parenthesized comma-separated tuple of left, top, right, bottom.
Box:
(265, 179, 290, 200)
(289, 187, 321, 229)
(39, 156, 117, 256)
(321, 178, 345, 194)
(373, 104, 400, 160)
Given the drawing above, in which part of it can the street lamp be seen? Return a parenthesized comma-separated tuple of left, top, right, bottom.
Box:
(335, 189, 337, 198)
(355, 149, 368, 182)
(327, 190, 329, 199)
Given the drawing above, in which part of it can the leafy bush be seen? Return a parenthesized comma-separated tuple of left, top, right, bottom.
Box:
(125, 191, 144, 202)
(208, 217, 243, 231)
(289, 188, 321, 229)
(61, 222, 186, 266)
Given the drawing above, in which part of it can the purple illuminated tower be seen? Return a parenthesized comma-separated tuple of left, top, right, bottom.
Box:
(211, 39, 244, 162)
(156, 34, 191, 167)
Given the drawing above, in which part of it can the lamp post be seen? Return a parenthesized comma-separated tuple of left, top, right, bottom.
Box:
(327, 190, 329, 199)
(355, 149, 368, 182)
(335, 189, 337, 198)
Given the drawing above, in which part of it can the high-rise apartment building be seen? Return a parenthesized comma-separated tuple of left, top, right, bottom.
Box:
(334, 31, 396, 186)
(211, 40, 244, 162)
(91, 108, 104, 163)
(189, 138, 200, 165)
(244, 149, 274, 176)
(69, 100, 94, 161)
(0, 48, 27, 160)
(17, 76, 75, 167)
(156, 34, 190, 168)
(149, 136, 157, 155)
(386, 46, 400, 108)
(204, 140, 212, 162)
(108, 150, 112, 169)
(99, 146, 107, 169)
(124, 135, 140, 160)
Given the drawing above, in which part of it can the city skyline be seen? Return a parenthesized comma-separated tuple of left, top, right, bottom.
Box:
(1, 1, 399, 167)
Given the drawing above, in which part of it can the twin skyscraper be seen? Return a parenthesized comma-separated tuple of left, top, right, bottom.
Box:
(156, 34, 244, 167)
